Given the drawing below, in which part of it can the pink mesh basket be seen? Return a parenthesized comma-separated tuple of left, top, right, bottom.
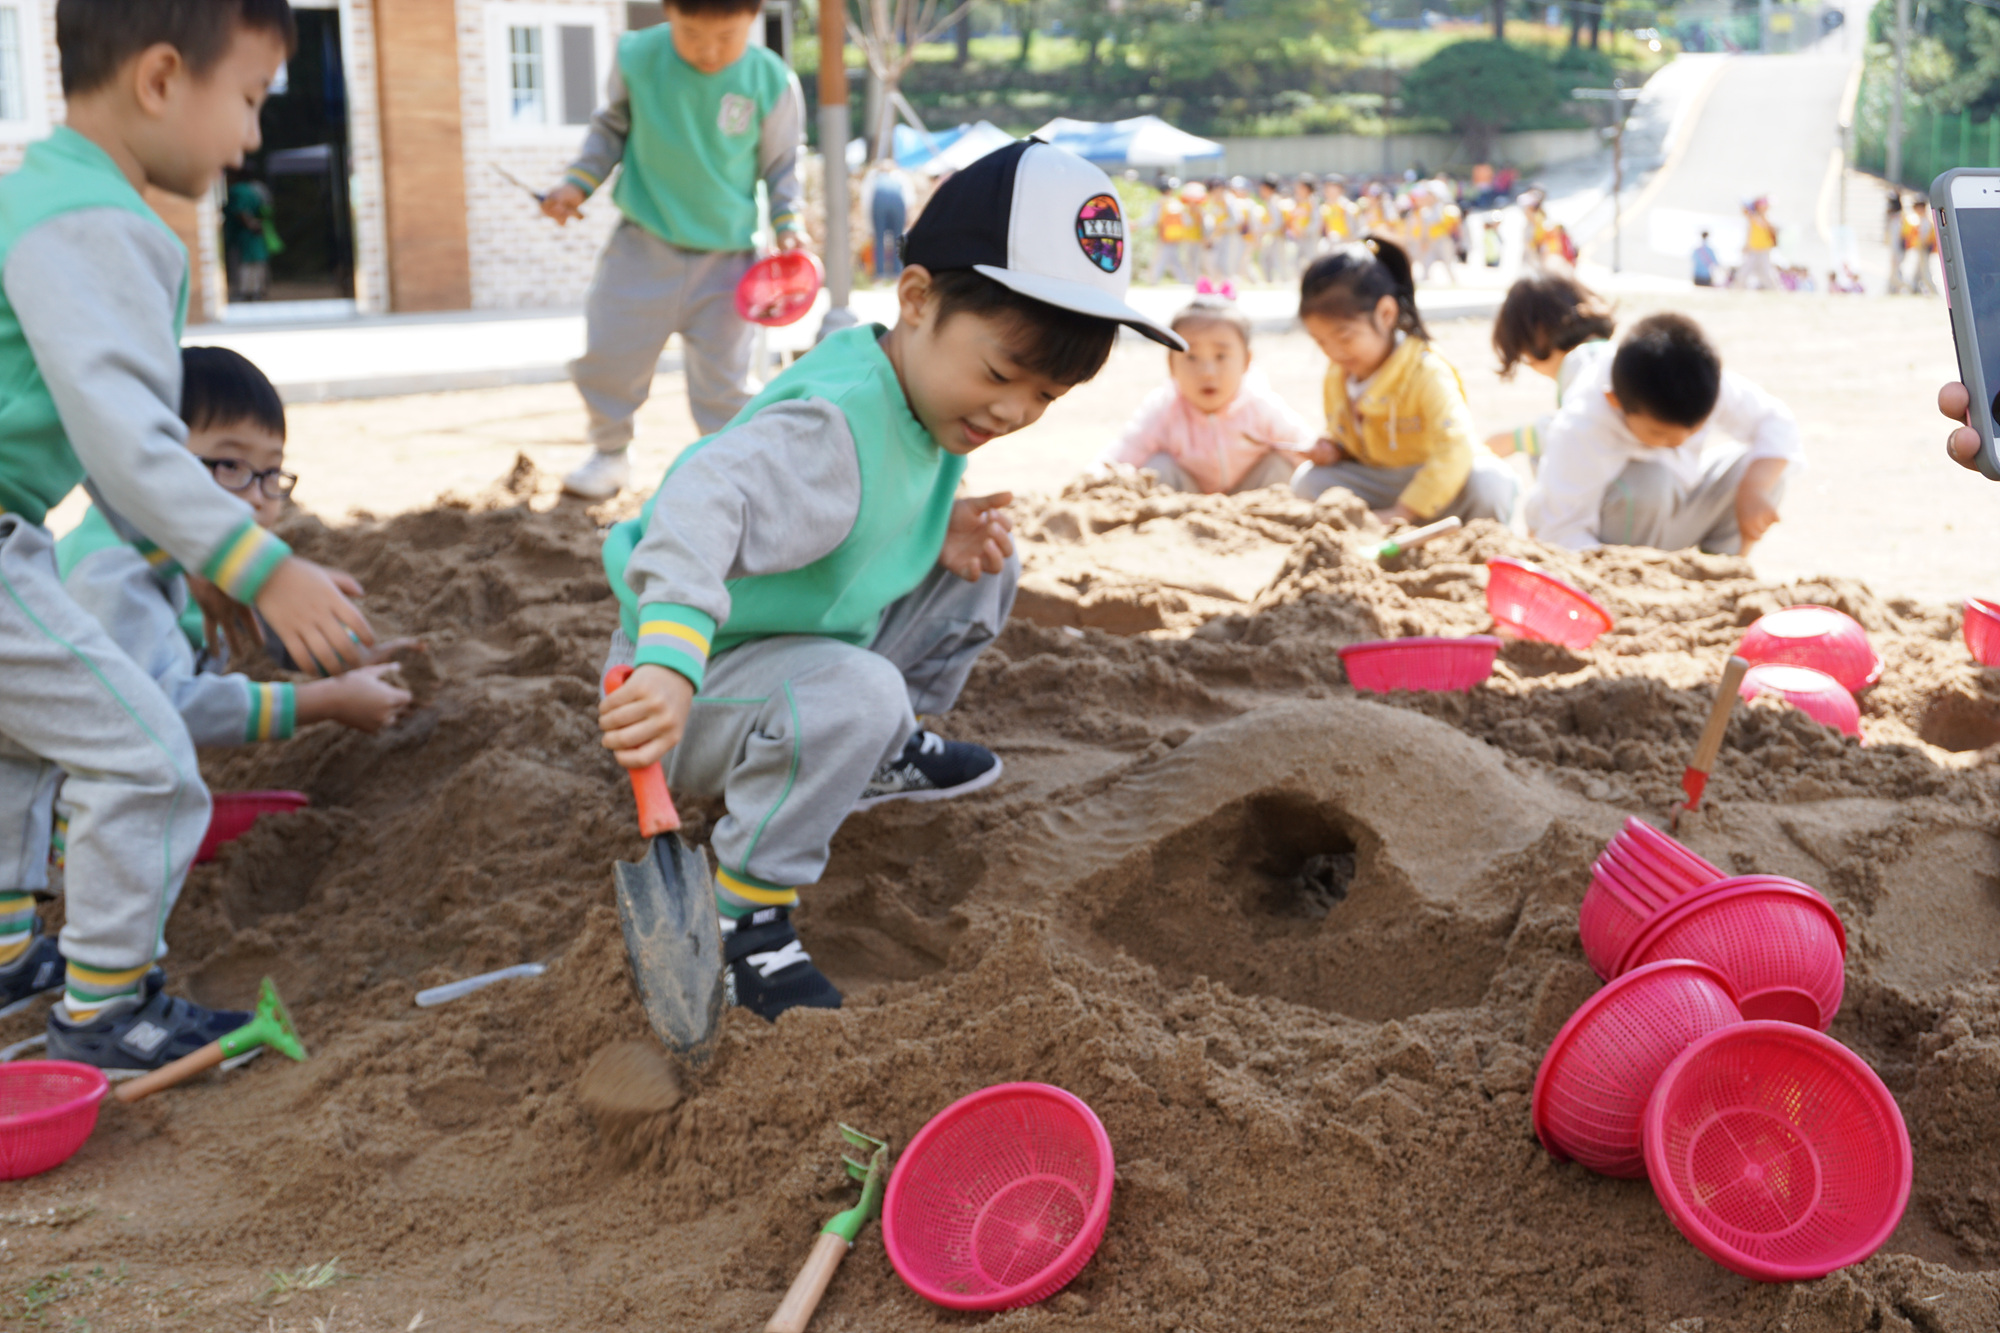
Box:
(1531, 959, 1743, 1178)
(1644, 1022, 1912, 1282)
(1738, 605, 1882, 692)
(197, 790, 310, 864)
(1739, 664, 1860, 739)
(883, 1083, 1115, 1312)
(1485, 558, 1612, 649)
(1622, 877, 1847, 1029)
(0, 1061, 108, 1180)
(1577, 819, 1725, 979)
(1338, 636, 1500, 693)
(1965, 598, 2000, 666)
(734, 252, 824, 328)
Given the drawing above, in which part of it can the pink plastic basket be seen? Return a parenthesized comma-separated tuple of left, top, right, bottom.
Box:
(1337, 636, 1500, 693)
(0, 1061, 108, 1180)
(883, 1083, 1115, 1312)
(734, 252, 824, 328)
(1531, 959, 1742, 1178)
(1644, 1022, 1912, 1282)
(1622, 876, 1847, 1029)
(197, 790, 310, 864)
(1485, 558, 1612, 649)
(1965, 598, 2000, 666)
(1738, 605, 1883, 692)
(1738, 664, 1860, 738)
(1577, 820, 1725, 979)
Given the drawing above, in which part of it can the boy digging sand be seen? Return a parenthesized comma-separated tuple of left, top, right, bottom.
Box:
(598, 141, 1183, 1018)
(0, 0, 373, 1070)
(545, 0, 808, 501)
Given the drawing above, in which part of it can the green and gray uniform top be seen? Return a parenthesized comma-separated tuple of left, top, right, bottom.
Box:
(0, 127, 290, 599)
(57, 506, 298, 745)
(1508, 339, 1612, 462)
(564, 25, 806, 249)
(603, 323, 964, 691)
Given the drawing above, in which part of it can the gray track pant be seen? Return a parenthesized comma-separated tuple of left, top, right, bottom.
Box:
(1597, 445, 1784, 555)
(571, 221, 758, 451)
(605, 554, 1018, 891)
(0, 518, 207, 971)
(1139, 451, 1295, 496)
(1291, 454, 1521, 523)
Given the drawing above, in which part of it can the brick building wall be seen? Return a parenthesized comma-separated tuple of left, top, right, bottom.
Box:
(337, 0, 393, 315)
(376, 0, 474, 310)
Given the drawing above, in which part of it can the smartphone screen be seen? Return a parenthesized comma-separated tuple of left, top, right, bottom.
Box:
(1952, 190, 2000, 431)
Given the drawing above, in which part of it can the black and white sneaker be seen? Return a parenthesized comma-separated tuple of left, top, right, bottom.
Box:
(855, 729, 1003, 811)
(46, 970, 250, 1078)
(0, 929, 63, 1020)
(721, 908, 842, 1021)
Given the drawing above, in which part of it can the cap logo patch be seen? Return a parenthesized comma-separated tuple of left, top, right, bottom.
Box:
(1076, 193, 1125, 274)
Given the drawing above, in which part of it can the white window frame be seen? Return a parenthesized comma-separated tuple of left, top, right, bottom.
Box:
(0, 2, 52, 144)
(484, 3, 614, 146)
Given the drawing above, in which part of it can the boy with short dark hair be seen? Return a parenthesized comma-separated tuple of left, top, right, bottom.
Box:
(597, 141, 1183, 1019)
(0, 0, 374, 1071)
(543, 0, 808, 500)
(1523, 312, 1801, 555)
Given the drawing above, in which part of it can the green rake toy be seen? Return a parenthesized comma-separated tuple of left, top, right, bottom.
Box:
(115, 977, 307, 1104)
(765, 1124, 891, 1333)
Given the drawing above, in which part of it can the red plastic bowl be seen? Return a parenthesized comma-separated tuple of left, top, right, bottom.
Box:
(1738, 605, 1882, 692)
(1738, 664, 1860, 739)
(1577, 819, 1726, 979)
(197, 790, 310, 864)
(734, 251, 824, 328)
(1965, 598, 2000, 666)
(1531, 959, 1743, 1178)
(1338, 636, 1500, 693)
(883, 1083, 1114, 1311)
(1644, 1022, 1912, 1282)
(1621, 876, 1847, 1029)
(0, 1061, 108, 1180)
(1485, 558, 1612, 649)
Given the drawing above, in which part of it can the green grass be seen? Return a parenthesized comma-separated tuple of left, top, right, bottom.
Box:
(262, 1259, 353, 1307)
(2, 1265, 127, 1326)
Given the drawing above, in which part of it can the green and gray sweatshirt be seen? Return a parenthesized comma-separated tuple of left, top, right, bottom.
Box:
(604, 325, 963, 685)
(0, 128, 289, 602)
(564, 24, 805, 250)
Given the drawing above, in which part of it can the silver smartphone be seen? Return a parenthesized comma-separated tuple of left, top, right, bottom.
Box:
(1934, 168, 2000, 480)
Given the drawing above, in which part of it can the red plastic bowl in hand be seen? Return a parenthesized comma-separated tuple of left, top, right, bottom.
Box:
(1338, 636, 1500, 693)
(196, 790, 310, 864)
(0, 1061, 108, 1180)
(1577, 819, 1726, 979)
(734, 251, 824, 328)
(1738, 664, 1860, 738)
(1621, 876, 1847, 1029)
(884, 1083, 1114, 1312)
(1738, 605, 1882, 692)
(1485, 558, 1612, 649)
(1644, 1022, 1912, 1282)
(1965, 598, 2000, 666)
(1531, 959, 1743, 1178)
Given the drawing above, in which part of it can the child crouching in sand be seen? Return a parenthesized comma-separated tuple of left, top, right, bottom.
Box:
(1290, 238, 1517, 524)
(1099, 297, 1312, 494)
(1485, 273, 1618, 467)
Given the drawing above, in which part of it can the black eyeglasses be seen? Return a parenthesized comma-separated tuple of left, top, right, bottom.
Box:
(198, 457, 297, 500)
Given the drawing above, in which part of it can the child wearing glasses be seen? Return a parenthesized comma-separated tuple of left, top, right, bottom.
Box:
(55, 347, 412, 744)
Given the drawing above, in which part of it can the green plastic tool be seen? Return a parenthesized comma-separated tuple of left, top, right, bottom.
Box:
(766, 1125, 891, 1333)
(1362, 514, 1462, 561)
(116, 977, 308, 1103)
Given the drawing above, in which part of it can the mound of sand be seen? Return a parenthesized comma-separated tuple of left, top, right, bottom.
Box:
(7, 465, 2000, 1331)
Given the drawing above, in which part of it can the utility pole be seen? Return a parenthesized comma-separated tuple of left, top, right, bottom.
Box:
(819, 0, 856, 337)
(1888, 0, 1909, 186)
(1572, 81, 1642, 272)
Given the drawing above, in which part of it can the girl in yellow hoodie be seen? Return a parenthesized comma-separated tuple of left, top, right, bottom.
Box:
(1289, 238, 1518, 524)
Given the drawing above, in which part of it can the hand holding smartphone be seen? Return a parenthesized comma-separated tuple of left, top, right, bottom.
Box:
(1932, 168, 2000, 479)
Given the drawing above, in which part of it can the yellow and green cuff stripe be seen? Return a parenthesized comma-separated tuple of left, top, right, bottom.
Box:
(134, 537, 182, 581)
(0, 893, 35, 966)
(716, 866, 798, 913)
(1512, 424, 1542, 460)
(564, 167, 604, 196)
(246, 682, 297, 742)
(634, 603, 716, 690)
(64, 960, 150, 1015)
(200, 518, 291, 602)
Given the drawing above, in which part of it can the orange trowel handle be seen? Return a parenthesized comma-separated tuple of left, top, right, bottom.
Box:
(602, 666, 682, 837)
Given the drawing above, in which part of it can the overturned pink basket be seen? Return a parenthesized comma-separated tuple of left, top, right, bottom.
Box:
(1485, 558, 1612, 649)
(1338, 636, 1500, 693)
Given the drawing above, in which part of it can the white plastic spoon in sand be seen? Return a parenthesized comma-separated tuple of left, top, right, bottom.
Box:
(1363, 515, 1461, 562)
(415, 964, 546, 1008)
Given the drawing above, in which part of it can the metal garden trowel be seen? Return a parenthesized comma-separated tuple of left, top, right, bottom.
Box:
(603, 666, 726, 1066)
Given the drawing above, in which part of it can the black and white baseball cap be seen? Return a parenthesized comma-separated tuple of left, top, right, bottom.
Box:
(902, 139, 1186, 351)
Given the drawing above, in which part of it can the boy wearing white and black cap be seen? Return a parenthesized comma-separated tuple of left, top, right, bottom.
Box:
(596, 141, 1182, 1020)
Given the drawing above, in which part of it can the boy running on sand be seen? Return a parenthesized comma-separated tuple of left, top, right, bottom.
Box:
(0, 0, 373, 1070)
(598, 142, 1183, 1019)
(543, 0, 808, 501)
(1523, 313, 1800, 555)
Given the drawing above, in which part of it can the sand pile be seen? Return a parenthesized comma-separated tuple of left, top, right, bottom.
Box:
(5, 465, 2000, 1332)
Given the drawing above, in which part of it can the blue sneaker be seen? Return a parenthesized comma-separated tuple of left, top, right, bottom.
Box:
(722, 908, 841, 1021)
(854, 729, 1003, 810)
(0, 929, 63, 1019)
(46, 970, 249, 1077)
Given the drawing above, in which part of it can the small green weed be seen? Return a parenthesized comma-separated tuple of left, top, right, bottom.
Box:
(261, 1260, 352, 1307)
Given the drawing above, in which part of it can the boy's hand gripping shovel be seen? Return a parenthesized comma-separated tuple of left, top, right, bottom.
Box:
(602, 666, 726, 1067)
(766, 1125, 891, 1333)
(115, 977, 307, 1104)
(1674, 655, 1750, 832)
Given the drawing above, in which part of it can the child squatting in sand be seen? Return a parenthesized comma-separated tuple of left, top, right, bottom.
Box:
(1484, 273, 1618, 467)
(596, 141, 1185, 1019)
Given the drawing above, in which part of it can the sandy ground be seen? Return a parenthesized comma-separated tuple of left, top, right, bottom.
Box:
(229, 285, 1981, 606)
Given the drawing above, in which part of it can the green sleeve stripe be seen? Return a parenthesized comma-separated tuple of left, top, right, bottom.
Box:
(246, 682, 296, 741)
(566, 168, 603, 194)
(635, 604, 717, 689)
(201, 519, 291, 601)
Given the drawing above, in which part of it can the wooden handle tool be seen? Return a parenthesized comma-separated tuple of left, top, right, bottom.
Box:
(766, 1232, 853, 1333)
(1679, 655, 1751, 818)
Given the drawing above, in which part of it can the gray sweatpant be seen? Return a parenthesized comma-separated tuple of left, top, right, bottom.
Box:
(1139, 451, 1295, 496)
(0, 517, 208, 972)
(1290, 454, 1520, 523)
(1597, 445, 1783, 555)
(571, 221, 758, 451)
(605, 554, 1018, 890)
